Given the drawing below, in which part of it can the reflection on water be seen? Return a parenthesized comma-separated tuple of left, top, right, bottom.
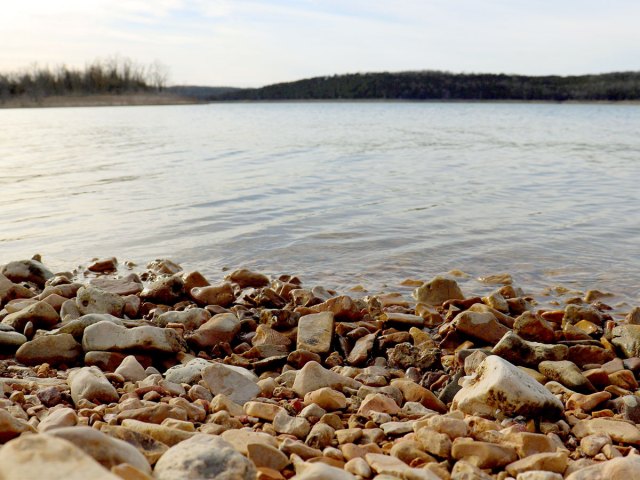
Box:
(0, 102, 639, 305)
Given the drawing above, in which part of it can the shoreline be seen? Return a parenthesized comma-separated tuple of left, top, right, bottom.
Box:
(1, 255, 640, 477)
(0, 93, 203, 109)
(2, 94, 640, 109)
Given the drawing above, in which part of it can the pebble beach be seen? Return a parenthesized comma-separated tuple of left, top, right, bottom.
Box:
(1, 255, 640, 480)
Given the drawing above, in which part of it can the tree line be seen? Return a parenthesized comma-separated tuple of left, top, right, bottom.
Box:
(0, 57, 169, 101)
(218, 70, 640, 101)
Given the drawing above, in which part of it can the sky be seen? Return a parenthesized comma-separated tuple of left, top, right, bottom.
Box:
(1, 0, 639, 87)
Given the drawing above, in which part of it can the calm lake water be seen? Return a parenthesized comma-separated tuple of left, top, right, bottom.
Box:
(1, 102, 639, 305)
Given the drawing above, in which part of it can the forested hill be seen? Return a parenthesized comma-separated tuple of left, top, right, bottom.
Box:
(219, 71, 640, 101)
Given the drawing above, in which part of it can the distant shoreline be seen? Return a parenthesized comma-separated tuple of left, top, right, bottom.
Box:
(2, 95, 639, 109)
(0, 93, 202, 109)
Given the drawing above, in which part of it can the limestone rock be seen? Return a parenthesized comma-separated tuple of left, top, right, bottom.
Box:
(451, 438, 518, 469)
(16, 333, 82, 366)
(68, 366, 119, 405)
(296, 312, 334, 354)
(492, 331, 568, 368)
(413, 276, 464, 305)
(47, 426, 151, 474)
(38, 407, 78, 432)
(1, 258, 53, 287)
(292, 361, 362, 396)
(115, 355, 147, 382)
(76, 286, 125, 317)
(572, 418, 640, 444)
(155, 308, 210, 330)
(187, 313, 240, 349)
(82, 321, 186, 354)
(2, 300, 59, 331)
(90, 273, 143, 296)
(226, 268, 270, 288)
(153, 434, 256, 480)
(0, 434, 120, 480)
(358, 393, 401, 416)
(0, 408, 36, 442)
(505, 451, 568, 477)
(201, 362, 260, 404)
(565, 455, 640, 480)
(538, 360, 595, 393)
(273, 410, 311, 438)
(452, 355, 564, 418)
(453, 310, 509, 345)
(190, 282, 235, 307)
(304, 387, 347, 411)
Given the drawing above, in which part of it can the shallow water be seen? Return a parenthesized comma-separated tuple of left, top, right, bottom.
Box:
(1, 102, 639, 304)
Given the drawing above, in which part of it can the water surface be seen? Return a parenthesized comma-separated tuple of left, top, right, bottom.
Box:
(1, 102, 638, 305)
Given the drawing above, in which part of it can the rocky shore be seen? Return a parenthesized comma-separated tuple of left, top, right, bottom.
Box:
(1, 256, 640, 479)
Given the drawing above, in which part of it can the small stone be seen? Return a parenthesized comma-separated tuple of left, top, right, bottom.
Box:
(155, 308, 210, 330)
(68, 366, 119, 405)
(505, 451, 568, 477)
(416, 427, 452, 458)
(115, 355, 147, 382)
(201, 362, 260, 404)
(76, 286, 125, 316)
(88, 257, 118, 273)
(220, 429, 278, 455)
(347, 332, 377, 365)
(538, 360, 595, 393)
(97, 424, 169, 465)
(190, 282, 235, 307)
(16, 333, 83, 366)
(120, 419, 194, 447)
(244, 401, 286, 421)
(0, 331, 27, 350)
(1, 258, 53, 287)
(292, 361, 361, 396)
(572, 418, 640, 444)
(304, 387, 347, 411)
(514, 312, 556, 343)
(140, 275, 184, 305)
(0, 408, 36, 442)
(358, 393, 401, 416)
(296, 312, 334, 354)
(451, 438, 518, 469)
(453, 310, 509, 345)
(452, 355, 564, 418)
(564, 455, 640, 480)
(38, 407, 78, 432)
(580, 433, 611, 456)
(2, 300, 59, 331)
(413, 276, 464, 305)
(568, 345, 615, 368)
(345, 457, 372, 477)
(153, 434, 256, 480)
(293, 461, 356, 479)
(273, 410, 311, 438)
(492, 331, 568, 368)
(187, 313, 241, 349)
(90, 274, 143, 296)
(247, 442, 289, 471)
(226, 268, 270, 288)
(82, 321, 186, 354)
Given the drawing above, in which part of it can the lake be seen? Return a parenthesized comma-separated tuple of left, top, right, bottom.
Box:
(1, 102, 639, 306)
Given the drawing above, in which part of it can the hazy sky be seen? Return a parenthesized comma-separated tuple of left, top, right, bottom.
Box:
(2, 0, 639, 87)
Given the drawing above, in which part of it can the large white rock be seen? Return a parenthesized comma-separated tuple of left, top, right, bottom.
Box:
(201, 362, 260, 404)
(82, 320, 186, 353)
(76, 286, 125, 316)
(0, 434, 120, 480)
(153, 434, 256, 480)
(452, 355, 563, 418)
(565, 455, 640, 480)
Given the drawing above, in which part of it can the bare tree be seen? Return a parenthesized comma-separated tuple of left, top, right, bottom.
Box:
(147, 60, 170, 92)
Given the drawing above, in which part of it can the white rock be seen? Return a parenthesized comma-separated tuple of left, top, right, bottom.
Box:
(452, 355, 563, 418)
(201, 362, 260, 404)
(114, 355, 147, 382)
(292, 361, 362, 396)
(82, 320, 186, 353)
(68, 366, 119, 405)
(76, 286, 125, 316)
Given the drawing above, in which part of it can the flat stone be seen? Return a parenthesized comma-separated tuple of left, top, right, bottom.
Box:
(220, 429, 278, 455)
(153, 434, 256, 480)
(82, 321, 186, 354)
(76, 286, 125, 316)
(16, 333, 82, 366)
(164, 358, 211, 384)
(58, 313, 124, 338)
(0, 434, 120, 480)
(155, 308, 210, 330)
(565, 455, 640, 480)
(451, 438, 518, 469)
(201, 362, 260, 404)
(297, 312, 334, 354)
(294, 462, 357, 480)
(2, 300, 59, 331)
(244, 401, 286, 421)
(492, 331, 568, 368)
(413, 276, 464, 305)
(292, 361, 362, 396)
(120, 419, 194, 447)
(453, 310, 509, 344)
(452, 355, 564, 418)
(90, 274, 143, 295)
(47, 426, 151, 474)
(572, 418, 640, 444)
(506, 451, 568, 477)
(568, 345, 615, 368)
(226, 268, 270, 288)
(68, 366, 119, 405)
(538, 360, 595, 393)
